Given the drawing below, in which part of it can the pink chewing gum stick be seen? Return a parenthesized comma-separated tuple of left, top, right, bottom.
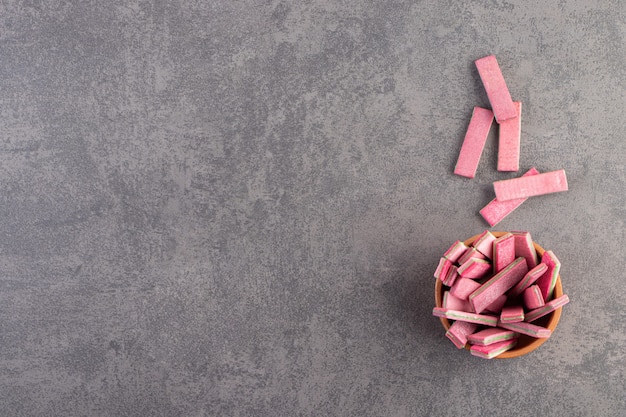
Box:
(442, 265, 459, 287)
(446, 320, 478, 349)
(472, 230, 496, 259)
(469, 257, 529, 314)
(479, 168, 540, 227)
(434, 257, 453, 280)
(511, 231, 538, 269)
(497, 101, 522, 171)
(467, 327, 519, 346)
(494, 169, 569, 201)
(484, 294, 507, 313)
(470, 338, 518, 359)
(525, 294, 570, 323)
(536, 250, 561, 301)
(508, 263, 548, 297)
(454, 107, 494, 178)
(523, 285, 545, 310)
(458, 247, 487, 265)
(458, 258, 491, 279)
(498, 321, 551, 338)
(432, 307, 498, 327)
(450, 277, 482, 300)
(493, 233, 515, 273)
(443, 240, 469, 263)
(500, 305, 524, 323)
(443, 291, 473, 312)
(475, 55, 517, 123)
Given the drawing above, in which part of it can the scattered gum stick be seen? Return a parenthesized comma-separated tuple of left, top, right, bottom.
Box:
(469, 257, 529, 314)
(446, 320, 478, 349)
(443, 291, 473, 312)
(498, 321, 551, 338)
(458, 258, 492, 279)
(454, 107, 494, 179)
(493, 169, 569, 201)
(484, 294, 507, 313)
(472, 230, 496, 259)
(470, 338, 518, 359)
(500, 305, 525, 323)
(497, 101, 522, 171)
(493, 233, 515, 273)
(523, 285, 545, 310)
(479, 168, 540, 227)
(443, 240, 469, 263)
(508, 263, 548, 297)
(525, 294, 570, 323)
(536, 250, 561, 301)
(458, 247, 487, 265)
(475, 55, 518, 123)
(450, 277, 482, 300)
(442, 265, 459, 287)
(467, 327, 519, 346)
(512, 231, 538, 269)
(434, 257, 453, 280)
(432, 307, 498, 327)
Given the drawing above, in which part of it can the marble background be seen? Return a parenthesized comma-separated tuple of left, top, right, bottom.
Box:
(1, 1, 624, 416)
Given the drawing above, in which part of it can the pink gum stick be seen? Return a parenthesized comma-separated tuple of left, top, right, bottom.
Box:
(458, 258, 491, 279)
(432, 307, 498, 327)
(458, 247, 487, 265)
(467, 327, 519, 346)
(470, 339, 518, 359)
(446, 320, 478, 349)
(443, 291, 473, 312)
(443, 240, 469, 263)
(498, 321, 551, 338)
(536, 250, 561, 301)
(523, 285, 545, 310)
(450, 277, 482, 300)
(493, 233, 515, 273)
(475, 55, 518, 123)
(479, 168, 540, 227)
(442, 265, 459, 287)
(500, 305, 524, 323)
(469, 257, 529, 314)
(494, 169, 569, 201)
(525, 294, 570, 323)
(512, 231, 539, 269)
(472, 230, 496, 259)
(497, 101, 522, 171)
(454, 107, 494, 179)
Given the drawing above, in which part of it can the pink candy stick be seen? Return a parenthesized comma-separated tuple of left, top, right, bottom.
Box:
(472, 230, 496, 259)
(469, 257, 529, 314)
(450, 277, 482, 300)
(443, 291, 473, 312)
(479, 168, 540, 227)
(467, 327, 519, 346)
(498, 321, 551, 338)
(500, 305, 524, 323)
(443, 240, 469, 263)
(484, 294, 507, 314)
(442, 265, 459, 287)
(508, 263, 548, 297)
(494, 169, 569, 201)
(454, 107, 494, 178)
(434, 257, 453, 280)
(493, 233, 515, 273)
(525, 294, 570, 323)
(497, 101, 522, 171)
(446, 320, 478, 349)
(512, 231, 538, 269)
(458, 258, 491, 279)
(470, 338, 518, 359)
(536, 250, 561, 301)
(523, 285, 545, 310)
(458, 247, 487, 265)
(475, 55, 517, 123)
(432, 307, 498, 327)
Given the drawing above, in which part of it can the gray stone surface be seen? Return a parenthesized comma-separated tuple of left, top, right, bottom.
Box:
(0, 0, 625, 416)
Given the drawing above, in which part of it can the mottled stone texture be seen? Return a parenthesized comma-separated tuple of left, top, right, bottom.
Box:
(0, 1, 624, 416)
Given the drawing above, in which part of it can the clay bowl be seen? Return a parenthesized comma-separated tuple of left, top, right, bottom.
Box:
(434, 231, 563, 359)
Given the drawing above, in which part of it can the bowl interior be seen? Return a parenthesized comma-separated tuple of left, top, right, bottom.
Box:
(434, 231, 563, 359)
